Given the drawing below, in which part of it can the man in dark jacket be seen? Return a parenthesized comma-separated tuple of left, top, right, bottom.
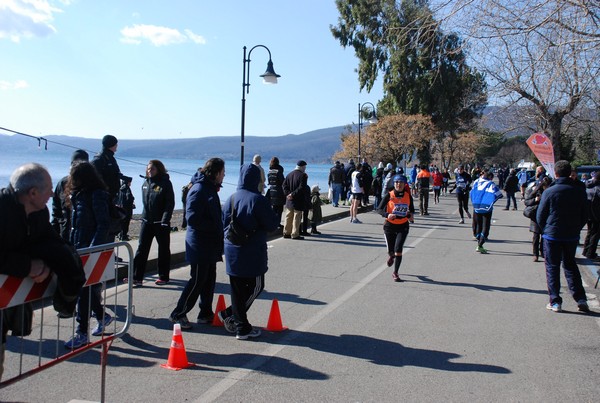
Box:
(91, 134, 127, 202)
(282, 160, 308, 240)
(536, 160, 590, 313)
(582, 171, 600, 259)
(218, 164, 279, 339)
(169, 158, 225, 330)
(1, 163, 86, 379)
(328, 161, 344, 207)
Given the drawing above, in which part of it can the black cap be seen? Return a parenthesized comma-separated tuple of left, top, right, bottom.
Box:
(71, 149, 89, 164)
(296, 160, 307, 167)
(102, 134, 118, 148)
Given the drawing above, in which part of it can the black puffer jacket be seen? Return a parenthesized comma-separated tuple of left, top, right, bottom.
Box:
(140, 173, 175, 225)
(266, 164, 285, 207)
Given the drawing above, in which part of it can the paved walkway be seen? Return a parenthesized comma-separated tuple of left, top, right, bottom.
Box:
(2, 194, 600, 402)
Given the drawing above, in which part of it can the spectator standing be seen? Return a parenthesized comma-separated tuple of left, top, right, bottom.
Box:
(470, 171, 503, 254)
(181, 180, 194, 229)
(328, 161, 344, 207)
(503, 169, 519, 210)
(0, 163, 85, 378)
(266, 157, 285, 229)
(52, 149, 89, 241)
(377, 174, 415, 282)
(372, 165, 384, 209)
(131, 160, 175, 286)
(91, 134, 127, 203)
(252, 154, 266, 194)
(64, 161, 114, 349)
(282, 160, 308, 240)
(582, 171, 600, 259)
(380, 163, 395, 200)
(169, 158, 225, 329)
(536, 160, 590, 313)
(350, 163, 364, 223)
(218, 164, 279, 339)
(409, 164, 418, 196)
(309, 185, 323, 234)
(301, 175, 311, 236)
(524, 176, 552, 262)
(497, 166, 505, 189)
(116, 177, 135, 241)
(361, 158, 373, 206)
(344, 159, 356, 205)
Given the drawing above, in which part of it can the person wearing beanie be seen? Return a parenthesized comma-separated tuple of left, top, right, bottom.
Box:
(328, 160, 345, 207)
(91, 134, 127, 202)
(51, 149, 90, 240)
(377, 174, 415, 282)
(282, 160, 308, 239)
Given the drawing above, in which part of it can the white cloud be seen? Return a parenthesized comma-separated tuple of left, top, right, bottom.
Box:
(120, 24, 206, 46)
(184, 29, 206, 44)
(0, 0, 62, 42)
(0, 79, 29, 90)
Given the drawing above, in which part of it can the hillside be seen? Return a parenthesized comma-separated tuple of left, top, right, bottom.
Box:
(0, 126, 349, 164)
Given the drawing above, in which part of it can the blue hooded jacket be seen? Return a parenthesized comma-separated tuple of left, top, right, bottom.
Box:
(470, 177, 503, 214)
(223, 164, 278, 277)
(185, 170, 223, 264)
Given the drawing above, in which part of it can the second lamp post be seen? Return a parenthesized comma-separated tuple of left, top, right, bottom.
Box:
(357, 102, 377, 161)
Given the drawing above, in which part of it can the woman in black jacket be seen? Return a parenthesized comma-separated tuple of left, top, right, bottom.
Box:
(524, 177, 551, 262)
(131, 160, 175, 286)
(266, 157, 285, 229)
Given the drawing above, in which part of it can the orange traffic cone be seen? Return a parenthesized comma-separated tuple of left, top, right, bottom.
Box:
(264, 299, 288, 332)
(161, 323, 195, 370)
(212, 294, 227, 326)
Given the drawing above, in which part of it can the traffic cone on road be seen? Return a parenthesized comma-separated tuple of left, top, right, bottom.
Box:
(212, 294, 227, 327)
(264, 299, 288, 332)
(161, 323, 194, 370)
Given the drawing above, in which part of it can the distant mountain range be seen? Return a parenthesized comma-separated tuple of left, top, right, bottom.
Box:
(0, 126, 350, 164)
(0, 107, 529, 163)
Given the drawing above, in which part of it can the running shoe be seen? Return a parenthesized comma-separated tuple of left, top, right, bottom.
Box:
(64, 331, 89, 349)
(386, 255, 394, 267)
(169, 315, 193, 330)
(546, 303, 562, 313)
(91, 314, 114, 336)
(218, 311, 236, 334)
(236, 328, 261, 340)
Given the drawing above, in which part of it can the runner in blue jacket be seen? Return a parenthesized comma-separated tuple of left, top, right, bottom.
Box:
(470, 171, 503, 253)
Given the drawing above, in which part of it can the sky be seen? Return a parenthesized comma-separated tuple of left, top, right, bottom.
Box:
(0, 0, 385, 140)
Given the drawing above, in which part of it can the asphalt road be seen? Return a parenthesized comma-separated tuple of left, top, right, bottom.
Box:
(2, 194, 599, 402)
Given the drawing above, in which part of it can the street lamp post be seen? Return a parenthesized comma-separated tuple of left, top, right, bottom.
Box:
(357, 102, 377, 161)
(240, 45, 281, 166)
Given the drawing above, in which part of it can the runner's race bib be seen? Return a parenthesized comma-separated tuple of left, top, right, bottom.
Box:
(393, 203, 409, 217)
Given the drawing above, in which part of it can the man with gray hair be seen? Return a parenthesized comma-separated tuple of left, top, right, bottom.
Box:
(252, 154, 266, 194)
(0, 163, 86, 379)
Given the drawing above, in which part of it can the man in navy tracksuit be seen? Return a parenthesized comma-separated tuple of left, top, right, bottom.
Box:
(219, 164, 279, 339)
(536, 160, 589, 313)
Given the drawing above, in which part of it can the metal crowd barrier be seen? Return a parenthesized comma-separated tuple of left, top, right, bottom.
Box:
(0, 241, 134, 402)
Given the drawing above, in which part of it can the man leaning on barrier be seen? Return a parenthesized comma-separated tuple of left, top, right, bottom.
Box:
(0, 163, 86, 380)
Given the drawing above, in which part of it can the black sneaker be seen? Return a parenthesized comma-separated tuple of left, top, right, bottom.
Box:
(169, 315, 193, 330)
(218, 311, 236, 333)
(236, 328, 261, 340)
(197, 314, 214, 324)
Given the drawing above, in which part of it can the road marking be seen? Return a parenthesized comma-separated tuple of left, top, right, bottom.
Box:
(196, 225, 440, 402)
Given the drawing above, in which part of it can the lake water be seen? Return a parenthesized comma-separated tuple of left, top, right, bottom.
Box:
(0, 151, 332, 214)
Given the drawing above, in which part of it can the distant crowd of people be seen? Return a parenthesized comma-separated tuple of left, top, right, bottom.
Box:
(1, 134, 598, 379)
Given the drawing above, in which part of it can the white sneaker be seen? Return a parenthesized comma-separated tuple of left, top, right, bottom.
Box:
(458, 219, 464, 224)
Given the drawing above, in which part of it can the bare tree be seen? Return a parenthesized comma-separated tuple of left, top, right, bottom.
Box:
(435, 0, 600, 160)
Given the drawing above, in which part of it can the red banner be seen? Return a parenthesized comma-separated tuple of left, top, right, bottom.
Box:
(526, 132, 555, 178)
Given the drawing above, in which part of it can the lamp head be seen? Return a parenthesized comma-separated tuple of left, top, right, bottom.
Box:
(260, 60, 281, 84)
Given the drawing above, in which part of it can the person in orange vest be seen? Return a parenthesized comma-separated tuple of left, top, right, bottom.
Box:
(377, 175, 415, 282)
(416, 164, 432, 215)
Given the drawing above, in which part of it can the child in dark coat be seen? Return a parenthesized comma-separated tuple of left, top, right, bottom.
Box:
(309, 185, 323, 234)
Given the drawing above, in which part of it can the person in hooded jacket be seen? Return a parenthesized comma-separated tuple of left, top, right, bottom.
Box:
(64, 161, 115, 349)
(169, 158, 225, 330)
(266, 156, 285, 228)
(218, 163, 279, 340)
(131, 160, 175, 286)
